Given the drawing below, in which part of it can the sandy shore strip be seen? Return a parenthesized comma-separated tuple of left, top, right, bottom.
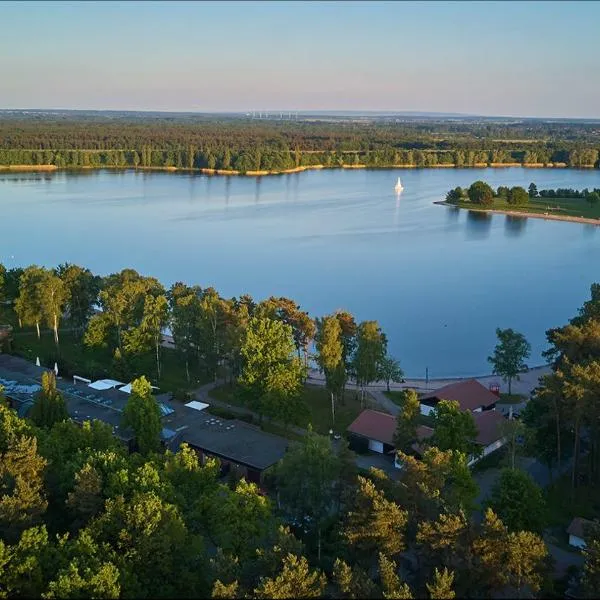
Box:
(434, 201, 600, 226)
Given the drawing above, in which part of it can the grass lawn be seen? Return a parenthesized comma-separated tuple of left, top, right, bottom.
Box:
(384, 391, 435, 427)
(451, 196, 600, 220)
(9, 325, 208, 393)
(210, 383, 379, 437)
(497, 393, 526, 404)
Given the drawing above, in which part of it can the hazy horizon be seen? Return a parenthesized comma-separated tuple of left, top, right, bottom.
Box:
(2, 0, 600, 119)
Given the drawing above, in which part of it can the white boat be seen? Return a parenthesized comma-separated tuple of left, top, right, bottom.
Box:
(394, 177, 404, 192)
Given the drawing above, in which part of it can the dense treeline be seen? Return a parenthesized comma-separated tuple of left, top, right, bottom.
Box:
(2, 261, 600, 596)
(0, 262, 396, 428)
(0, 115, 599, 171)
(446, 181, 600, 207)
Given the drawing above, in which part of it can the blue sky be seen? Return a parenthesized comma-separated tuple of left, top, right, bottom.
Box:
(2, 0, 600, 117)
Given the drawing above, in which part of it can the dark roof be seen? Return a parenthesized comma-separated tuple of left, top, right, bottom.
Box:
(473, 410, 506, 446)
(179, 412, 289, 471)
(567, 517, 596, 539)
(347, 409, 396, 445)
(0, 353, 49, 380)
(420, 379, 498, 412)
(65, 394, 134, 441)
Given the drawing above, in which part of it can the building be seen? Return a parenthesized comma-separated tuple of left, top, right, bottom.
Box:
(176, 411, 290, 484)
(471, 409, 506, 463)
(419, 379, 498, 416)
(567, 517, 596, 550)
(348, 403, 506, 468)
(346, 409, 396, 455)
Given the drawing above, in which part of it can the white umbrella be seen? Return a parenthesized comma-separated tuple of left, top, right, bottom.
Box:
(54, 362, 59, 376)
(35, 356, 40, 367)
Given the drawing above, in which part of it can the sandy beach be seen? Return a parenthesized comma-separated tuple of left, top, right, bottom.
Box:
(435, 201, 600, 226)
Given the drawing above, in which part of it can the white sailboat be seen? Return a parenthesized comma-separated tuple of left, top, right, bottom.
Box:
(394, 176, 404, 192)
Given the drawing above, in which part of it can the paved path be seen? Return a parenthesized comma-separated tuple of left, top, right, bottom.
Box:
(306, 365, 551, 397)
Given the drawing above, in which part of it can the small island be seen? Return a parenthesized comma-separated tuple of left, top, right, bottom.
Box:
(437, 181, 600, 225)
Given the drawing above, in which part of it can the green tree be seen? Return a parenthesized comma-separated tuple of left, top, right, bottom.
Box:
(393, 389, 420, 453)
(0, 263, 5, 301)
(335, 310, 357, 405)
(169, 283, 202, 383)
(210, 479, 274, 560)
(487, 468, 546, 533)
(38, 271, 67, 348)
(581, 523, 600, 599)
(14, 265, 46, 338)
(139, 294, 169, 380)
(378, 355, 404, 392)
(498, 417, 526, 469)
(238, 316, 305, 425)
(66, 463, 104, 528)
(121, 376, 162, 455)
(528, 182, 538, 198)
(587, 191, 600, 207)
(275, 429, 339, 560)
(332, 558, 379, 598)
(0, 436, 48, 542)
(29, 371, 68, 429)
(378, 553, 413, 599)
(445, 187, 464, 204)
(468, 181, 494, 205)
(430, 400, 480, 459)
(344, 475, 407, 565)
(426, 568, 455, 599)
(487, 328, 531, 395)
(353, 321, 387, 407)
(55, 263, 100, 333)
(253, 554, 326, 599)
(315, 314, 344, 426)
(44, 560, 121, 599)
(508, 186, 529, 205)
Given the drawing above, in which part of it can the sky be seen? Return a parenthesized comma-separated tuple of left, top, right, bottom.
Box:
(2, 0, 600, 118)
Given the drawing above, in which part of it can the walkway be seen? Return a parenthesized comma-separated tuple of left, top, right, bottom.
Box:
(306, 365, 551, 398)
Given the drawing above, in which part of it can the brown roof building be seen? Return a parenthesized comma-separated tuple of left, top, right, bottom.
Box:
(347, 409, 396, 446)
(420, 379, 498, 414)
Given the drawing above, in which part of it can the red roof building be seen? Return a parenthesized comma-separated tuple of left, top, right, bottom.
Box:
(346, 409, 396, 454)
(419, 379, 498, 415)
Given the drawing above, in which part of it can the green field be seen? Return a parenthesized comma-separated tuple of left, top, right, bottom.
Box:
(210, 383, 379, 437)
(451, 196, 600, 220)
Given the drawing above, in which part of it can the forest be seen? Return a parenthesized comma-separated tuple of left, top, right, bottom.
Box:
(0, 114, 599, 172)
(1, 261, 600, 598)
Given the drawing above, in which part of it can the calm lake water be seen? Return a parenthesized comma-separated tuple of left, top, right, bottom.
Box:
(1, 167, 599, 377)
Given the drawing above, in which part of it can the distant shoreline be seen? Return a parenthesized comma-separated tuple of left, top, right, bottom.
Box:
(434, 200, 600, 226)
(0, 162, 589, 176)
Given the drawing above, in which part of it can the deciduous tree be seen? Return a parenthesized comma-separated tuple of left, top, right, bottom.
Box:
(29, 372, 68, 429)
(487, 328, 531, 395)
(121, 376, 162, 455)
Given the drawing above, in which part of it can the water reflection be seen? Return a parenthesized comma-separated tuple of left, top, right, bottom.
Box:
(504, 215, 528, 238)
(394, 192, 402, 227)
(224, 177, 231, 209)
(465, 210, 492, 240)
(254, 177, 262, 203)
(446, 206, 461, 223)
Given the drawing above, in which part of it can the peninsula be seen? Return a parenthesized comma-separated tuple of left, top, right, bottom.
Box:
(438, 181, 600, 225)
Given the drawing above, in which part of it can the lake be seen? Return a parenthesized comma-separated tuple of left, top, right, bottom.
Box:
(1, 167, 599, 378)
